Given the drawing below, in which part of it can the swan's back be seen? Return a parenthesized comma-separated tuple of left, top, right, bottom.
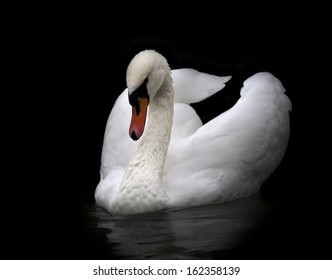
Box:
(165, 72, 291, 207)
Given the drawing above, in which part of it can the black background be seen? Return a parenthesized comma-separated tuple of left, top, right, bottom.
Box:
(1, 5, 330, 259)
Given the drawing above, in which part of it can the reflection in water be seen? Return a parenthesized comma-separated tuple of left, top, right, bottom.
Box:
(86, 195, 275, 259)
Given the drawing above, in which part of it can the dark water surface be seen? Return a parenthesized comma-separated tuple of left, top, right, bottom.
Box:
(83, 195, 278, 259)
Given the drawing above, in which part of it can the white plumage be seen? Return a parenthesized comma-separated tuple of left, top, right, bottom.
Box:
(95, 50, 291, 215)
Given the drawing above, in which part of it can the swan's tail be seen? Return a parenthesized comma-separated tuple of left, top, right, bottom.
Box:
(171, 68, 231, 104)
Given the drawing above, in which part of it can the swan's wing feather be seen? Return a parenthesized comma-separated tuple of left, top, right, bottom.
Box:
(166, 72, 291, 207)
(172, 68, 231, 104)
(171, 103, 203, 139)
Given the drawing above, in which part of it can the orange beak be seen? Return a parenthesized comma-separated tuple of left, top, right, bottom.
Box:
(129, 97, 149, 140)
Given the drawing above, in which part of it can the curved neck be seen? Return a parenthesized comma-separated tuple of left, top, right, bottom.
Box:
(121, 72, 174, 188)
(140, 73, 174, 170)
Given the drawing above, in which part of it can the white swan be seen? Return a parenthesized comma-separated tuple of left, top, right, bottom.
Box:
(95, 49, 292, 215)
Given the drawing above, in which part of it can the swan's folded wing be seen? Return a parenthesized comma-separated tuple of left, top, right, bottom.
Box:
(165, 72, 291, 207)
(171, 68, 231, 104)
(165, 108, 264, 207)
(171, 103, 203, 139)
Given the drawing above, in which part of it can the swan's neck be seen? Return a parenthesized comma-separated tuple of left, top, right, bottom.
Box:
(138, 74, 174, 172)
(114, 73, 174, 214)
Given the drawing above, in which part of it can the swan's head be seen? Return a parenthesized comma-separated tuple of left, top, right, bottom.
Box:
(126, 49, 170, 140)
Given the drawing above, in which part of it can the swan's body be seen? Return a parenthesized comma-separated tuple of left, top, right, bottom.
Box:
(95, 50, 291, 215)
